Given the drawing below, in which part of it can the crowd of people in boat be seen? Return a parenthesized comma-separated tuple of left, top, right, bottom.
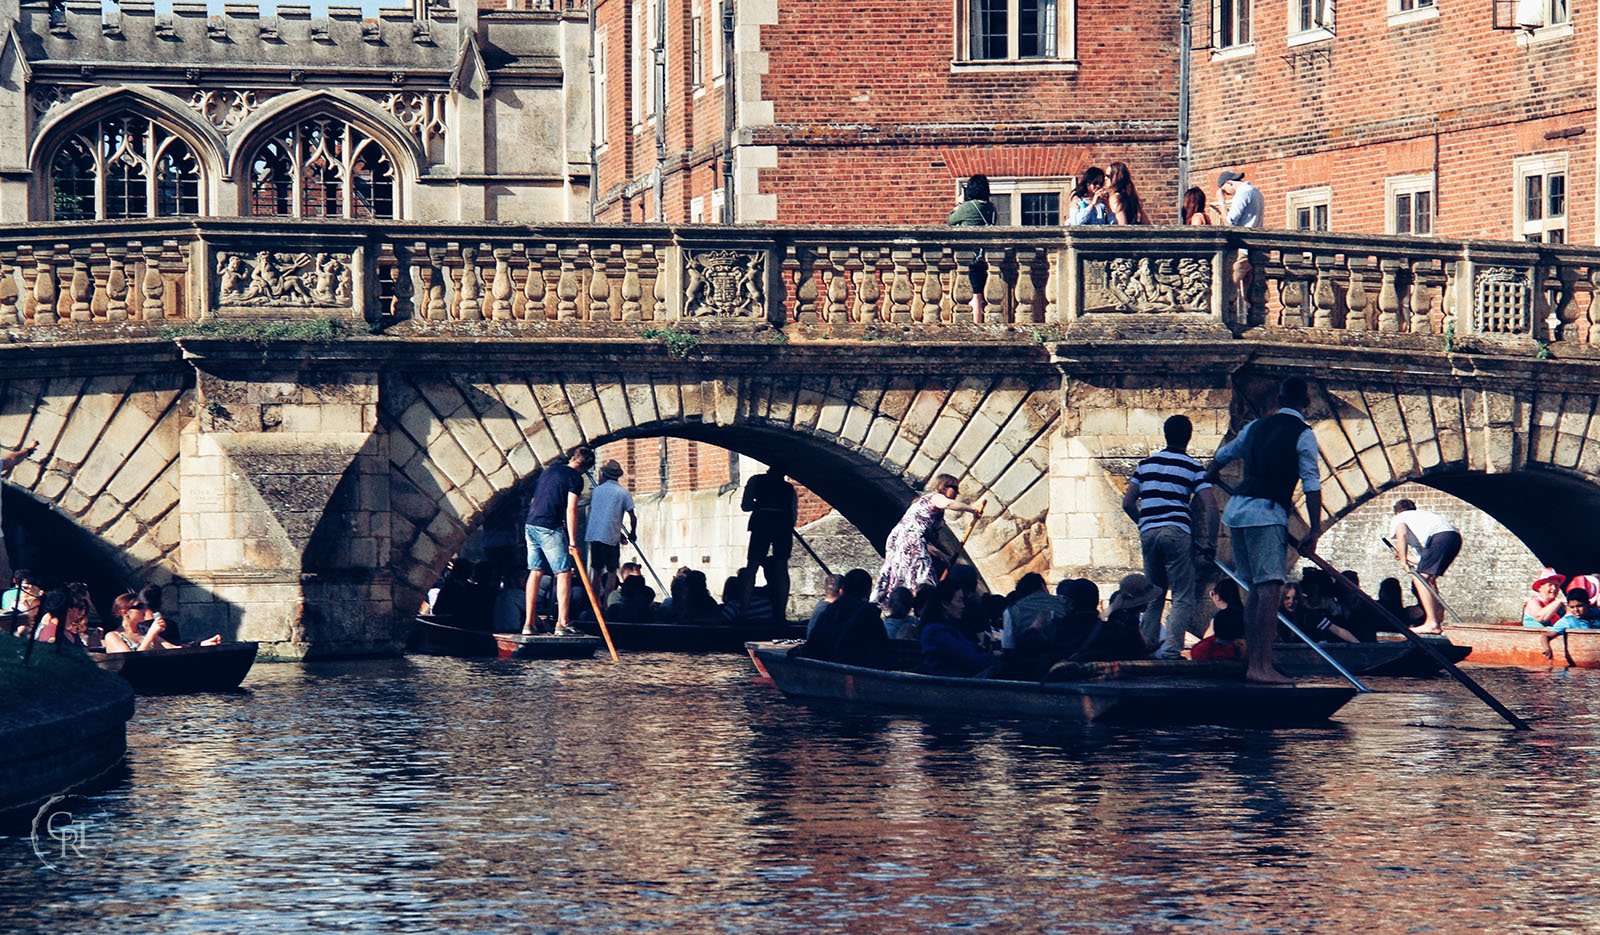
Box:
(1521, 568, 1600, 657)
(4, 569, 222, 653)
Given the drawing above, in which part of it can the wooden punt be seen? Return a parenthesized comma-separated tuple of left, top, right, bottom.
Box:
(575, 619, 808, 652)
(746, 641, 1357, 728)
(492, 631, 603, 659)
(410, 616, 497, 657)
(89, 641, 259, 694)
(1446, 622, 1600, 669)
(1273, 635, 1471, 678)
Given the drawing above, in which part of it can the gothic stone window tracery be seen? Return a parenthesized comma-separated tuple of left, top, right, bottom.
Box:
(248, 117, 397, 220)
(48, 115, 202, 220)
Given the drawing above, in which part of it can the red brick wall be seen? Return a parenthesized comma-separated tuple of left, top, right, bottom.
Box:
(597, 438, 832, 523)
(1190, 0, 1596, 240)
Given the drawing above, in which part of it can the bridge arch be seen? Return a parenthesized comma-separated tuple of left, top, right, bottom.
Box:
(370, 369, 1061, 611)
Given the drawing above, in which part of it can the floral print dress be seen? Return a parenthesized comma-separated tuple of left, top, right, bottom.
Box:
(872, 493, 945, 607)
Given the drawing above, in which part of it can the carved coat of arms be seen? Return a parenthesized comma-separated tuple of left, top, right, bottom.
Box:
(684, 250, 764, 318)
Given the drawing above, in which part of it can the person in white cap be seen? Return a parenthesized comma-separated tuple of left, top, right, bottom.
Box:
(585, 459, 637, 606)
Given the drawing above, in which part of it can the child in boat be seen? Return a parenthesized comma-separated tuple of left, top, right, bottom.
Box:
(882, 586, 919, 640)
(1524, 569, 1567, 627)
(1191, 579, 1244, 661)
(1537, 586, 1600, 659)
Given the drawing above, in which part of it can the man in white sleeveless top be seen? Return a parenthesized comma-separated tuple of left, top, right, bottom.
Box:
(1390, 498, 1461, 635)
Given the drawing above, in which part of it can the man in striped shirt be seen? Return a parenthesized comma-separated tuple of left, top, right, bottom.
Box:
(1121, 415, 1219, 659)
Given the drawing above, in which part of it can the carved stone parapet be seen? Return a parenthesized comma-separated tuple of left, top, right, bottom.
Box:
(684, 248, 765, 319)
(215, 249, 354, 310)
(1080, 254, 1212, 315)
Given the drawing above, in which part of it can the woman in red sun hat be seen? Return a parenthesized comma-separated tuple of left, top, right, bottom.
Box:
(1524, 569, 1568, 628)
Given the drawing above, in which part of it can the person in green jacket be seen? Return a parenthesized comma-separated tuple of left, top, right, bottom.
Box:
(947, 175, 997, 321)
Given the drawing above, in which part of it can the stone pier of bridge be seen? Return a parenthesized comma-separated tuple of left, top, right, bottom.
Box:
(2, 220, 1599, 657)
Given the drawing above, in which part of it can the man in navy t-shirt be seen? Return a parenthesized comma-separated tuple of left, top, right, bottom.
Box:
(523, 445, 595, 635)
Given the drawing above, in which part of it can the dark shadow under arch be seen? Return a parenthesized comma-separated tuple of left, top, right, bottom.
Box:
(3, 488, 142, 623)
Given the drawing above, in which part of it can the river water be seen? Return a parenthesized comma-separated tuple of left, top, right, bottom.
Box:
(5, 652, 1600, 934)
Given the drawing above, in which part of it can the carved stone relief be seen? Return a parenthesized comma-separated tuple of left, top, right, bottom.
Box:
(1082, 256, 1211, 314)
(30, 85, 78, 115)
(684, 249, 764, 318)
(188, 89, 268, 132)
(372, 91, 448, 152)
(217, 251, 353, 308)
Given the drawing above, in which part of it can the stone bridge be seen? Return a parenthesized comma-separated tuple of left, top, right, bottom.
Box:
(4, 219, 1600, 657)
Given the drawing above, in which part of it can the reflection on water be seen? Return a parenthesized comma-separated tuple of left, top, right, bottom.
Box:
(5, 654, 1600, 933)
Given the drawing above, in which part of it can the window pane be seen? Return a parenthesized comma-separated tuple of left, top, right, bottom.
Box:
(1395, 194, 1411, 234)
(1235, 0, 1251, 43)
(993, 195, 1013, 226)
(1296, 207, 1310, 231)
(1548, 229, 1566, 244)
(1313, 204, 1328, 231)
(1019, 0, 1057, 56)
(1414, 191, 1431, 234)
(155, 139, 200, 216)
(1298, 0, 1312, 29)
(1551, 0, 1568, 23)
(1525, 175, 1543, 222)
(50, 136, 96, 221)
(972, 0, 1007, 58)
(1020, 192, 1060, 226)
(691, 17, 703, 85)
(1549, 173, 1565, 219)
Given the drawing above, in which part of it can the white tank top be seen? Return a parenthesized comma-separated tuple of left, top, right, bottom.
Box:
(1396, 509, 1456, 548)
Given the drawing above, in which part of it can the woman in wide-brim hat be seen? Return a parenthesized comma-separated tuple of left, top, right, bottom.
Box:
(1524, 568, 1568, 628)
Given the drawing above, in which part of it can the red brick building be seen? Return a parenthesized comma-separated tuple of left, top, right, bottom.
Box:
(1188, 0, 1595, 242)
(589, 0, 1183, 225)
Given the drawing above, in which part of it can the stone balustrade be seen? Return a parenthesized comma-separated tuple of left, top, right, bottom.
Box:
(0, 218, 1593, 346)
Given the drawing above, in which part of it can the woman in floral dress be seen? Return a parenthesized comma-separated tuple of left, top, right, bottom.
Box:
(872, 474, 984, 608)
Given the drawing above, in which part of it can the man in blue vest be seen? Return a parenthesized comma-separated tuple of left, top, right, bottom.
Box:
(1207, 377, 1323, 683)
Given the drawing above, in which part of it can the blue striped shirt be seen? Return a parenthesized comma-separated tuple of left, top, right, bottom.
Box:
(1129, 450, 1209, 535)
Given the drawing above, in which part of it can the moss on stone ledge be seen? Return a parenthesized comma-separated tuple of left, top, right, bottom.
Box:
(162, 317, 372, 342)
(0, 633, 117, 734)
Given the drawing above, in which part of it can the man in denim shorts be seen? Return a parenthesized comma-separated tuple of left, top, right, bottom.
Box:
(522, 445, 595, 635)
(1207, 377, 1322, 683)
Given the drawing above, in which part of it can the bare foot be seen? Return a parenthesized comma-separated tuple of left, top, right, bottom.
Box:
(201, 634, 223, 646)
(1411, 625, 1443, 635)
(1246, 668, 1296, 685)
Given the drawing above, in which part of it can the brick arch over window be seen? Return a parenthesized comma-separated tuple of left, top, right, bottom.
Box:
(365, 370, 1060, 613)
(227, 91, 423, 220)
(29, 87, 225, 221)
(1229, 372, 1600, 569)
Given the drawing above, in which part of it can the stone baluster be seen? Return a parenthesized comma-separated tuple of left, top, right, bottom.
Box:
(1043, 250, 1059, 324)
(91, 243, 113, 320)
(1278, 254, 1308, 328)
(1377, 258, 1402, 333)
(887, 248, 913, 324)
(105, 244, 128, 322)
(1311, 255, 1336, 329)
(951, 248, 976, 324)
(982, 247, 1006, 324)
(620, 247, 643, 322)
(0, 251, 16, 326)
(32, 247, 58, 325)
(390, 242, 415, 319)
(123, 243, 144, 321)
(921, 248, 946, 324)
(1584, 267, 1600, 344)
(556, 248, 580, 320)
(825, 248, 849, 323)
(423, 246, 448, 321)
(1546, 263, 1577, 343)
(1344, 257, 1371, 332)
(854, 248, 881, 323)
(141, 244, 168, 319)
(650, 247, 667, 321)
(520, 244, 546, 321)
(1014, 249, 1038, 324)
(69, 248, 93, 322)
(794, 246, 818, 325)
(489, 247, 514, 321)
(457, 244, 483, 320)
(1409, 261, 1433, 335)
(588, 245, 612, 321)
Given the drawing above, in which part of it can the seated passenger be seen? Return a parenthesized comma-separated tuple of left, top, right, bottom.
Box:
(1006, 578, 1100, 679)
(1094, 574, 1160, 661)
(721, 571, 774, 624)
(2, 568, 39, 621)
(807, 574, 842, 637)
(803, 569, 888, 667)
(1295, 570, 1359, 644)
(1524, 568, 1567, 628)
(29, 588, 77, 647)
(919, 577, 992, 677)
(1001, 573, 1063, 651)
(609, 575, 656, 622)
(140, 584, 183, 645)
(102, 592, 182, 653)
(669, 568, 721, 623)
(1334, 570, 1383, 642)
(1191, 579, 1244, 661)
(1553, 588, 1600, 631)
(882, 586, 920, 641)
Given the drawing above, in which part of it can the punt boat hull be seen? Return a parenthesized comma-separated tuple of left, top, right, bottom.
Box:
(1447, 622, 1600, 668)
(746, 642, 1356, 728)
(1273, 636, 1471, 678)
(492, 631, 603, 659)
(89, 641, 259, 693)
(576, 619, 807, 652)
(411, 616, 497, 657)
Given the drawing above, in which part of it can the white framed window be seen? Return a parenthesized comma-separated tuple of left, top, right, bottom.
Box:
(691, 7, 704, 87)
(1388, 0, 1437, 26)
(1515, 0, 1572, 42)
(594, 31, 609, 149)
(1214, 0, 1253, 55)
(957, 0, 1076, 65)
(958, 177, 1074, 226)
(1385, 173, 1434, 236)
(710, 187, 725, 223)
(1286, 186, 1331, 231)
(1514, 154, 1567, 243)
(690, 195, 705, 223)
(710, 0, 726, 83)
(1288, 0, 1333, 42)
(633, 0, 658, 124)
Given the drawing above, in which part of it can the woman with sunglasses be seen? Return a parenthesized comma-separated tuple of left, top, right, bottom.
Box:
(102, 592, 183, 653)
(871, 473, 984, 609)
